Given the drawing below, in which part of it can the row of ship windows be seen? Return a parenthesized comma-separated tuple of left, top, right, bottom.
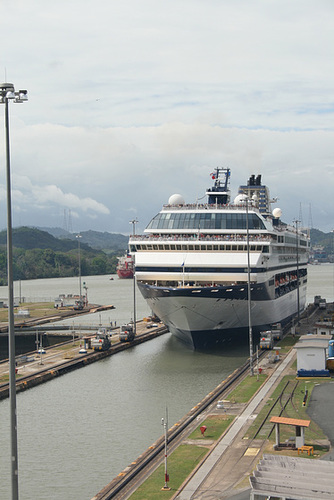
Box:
(147, 212, 266, 230)
(277, 235, 308, 247)
(130, 243, 308, 254)
(131, 244, 269, 252)
(272, 246, 308, 254)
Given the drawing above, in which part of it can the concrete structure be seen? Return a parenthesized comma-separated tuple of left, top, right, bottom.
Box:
(250, 454, 334, 499)
(294, 335, 330, 374)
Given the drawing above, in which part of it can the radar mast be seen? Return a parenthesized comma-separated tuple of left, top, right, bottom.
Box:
(206, 167, 231, 205)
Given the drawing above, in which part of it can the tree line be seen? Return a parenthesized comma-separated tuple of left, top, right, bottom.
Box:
(0, 246, 119, 285)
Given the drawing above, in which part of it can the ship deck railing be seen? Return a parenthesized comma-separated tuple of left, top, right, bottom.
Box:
(139, 281, 256, 289)
(161, 203, 261, 211)
(129, 234, 272, 242)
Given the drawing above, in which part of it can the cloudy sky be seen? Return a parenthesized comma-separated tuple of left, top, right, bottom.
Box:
(0, 0, 333, 235)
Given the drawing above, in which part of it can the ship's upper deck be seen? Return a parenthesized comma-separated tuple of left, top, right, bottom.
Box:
(131, 169, 310, 247)
(145, 205, 268, 232)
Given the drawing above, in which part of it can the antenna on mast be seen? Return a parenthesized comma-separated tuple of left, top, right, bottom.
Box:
(308, 203, 313, 229)
(299, 203, 304, 228)
(68, 209, 73, 233)
(63, 209, 68, 232)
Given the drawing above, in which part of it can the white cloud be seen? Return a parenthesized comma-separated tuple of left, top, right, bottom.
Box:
(0, 0, 333, 233)
(9, 175, 109, 224)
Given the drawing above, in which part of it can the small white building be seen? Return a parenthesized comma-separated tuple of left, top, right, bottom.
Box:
(314, 321, 334, 337)
(295, 335, 331, 375)
(54, 294, 81, 308)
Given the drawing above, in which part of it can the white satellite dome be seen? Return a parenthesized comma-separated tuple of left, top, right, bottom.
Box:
(234, 194, 247, 205)
(168, 193, 185, 206)
(272, 207, 282, 218)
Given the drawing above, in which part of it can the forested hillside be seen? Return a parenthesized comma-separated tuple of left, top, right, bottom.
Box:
(37, 227, 128, 251)
(0, 227, 125, 285)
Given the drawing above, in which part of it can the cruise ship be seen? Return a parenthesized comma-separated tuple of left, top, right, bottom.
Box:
(129, 168, 309, 349)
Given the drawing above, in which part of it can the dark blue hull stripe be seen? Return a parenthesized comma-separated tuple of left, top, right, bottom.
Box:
(136, 266, 264, 273)
(136, 265, 308, 274)
(138, 282, 271, 301)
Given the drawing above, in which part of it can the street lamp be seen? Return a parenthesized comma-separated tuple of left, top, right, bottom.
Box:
(1, 82, 28, 500)
(245, 197, 254, 376)
(76, 234, 82, 306)
(293, 219, 301, 325)
(161, 409, 170, 490)
(129, 219, 138, 335)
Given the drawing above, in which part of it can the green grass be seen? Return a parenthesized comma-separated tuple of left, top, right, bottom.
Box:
(0, 302, 55, 323)
(0, 374, 10, 383)
(188, 415, 234, 440)
(227, 374, 267, 403)
(129, 415, 237, 499)
(54, 341, 82, 351)
(244, 375, 331, 454)
(129, 416, 235, 499)
(129, 444, 208, 499)
(277, 334, 299, 352)
(0, 373, 21, 384)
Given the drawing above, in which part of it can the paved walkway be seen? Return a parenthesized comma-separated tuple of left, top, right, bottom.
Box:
(176, 349, 296, 499)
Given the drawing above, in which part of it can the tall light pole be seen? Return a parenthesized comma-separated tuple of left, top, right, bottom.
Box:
(1, 82, 28, 500)
(246, 197, 254, 376)
(331, 230, 334, 256)
(76, 234, 82, 306)
(161, 409, 170, 490)
(129, 219, 138, 335)
(293, 219, 300, 325)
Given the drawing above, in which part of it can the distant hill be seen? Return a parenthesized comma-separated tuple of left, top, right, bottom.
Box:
(0, 227, 87, 252)
(37, 226, 70, 238)
(0, 227, 120, 284)
(64, 230, 128, 251)
(37, 227, 129, 251)
(310, 228, 333, 249)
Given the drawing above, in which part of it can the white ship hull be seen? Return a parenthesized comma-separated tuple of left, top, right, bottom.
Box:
(138, 281, 307, 349)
